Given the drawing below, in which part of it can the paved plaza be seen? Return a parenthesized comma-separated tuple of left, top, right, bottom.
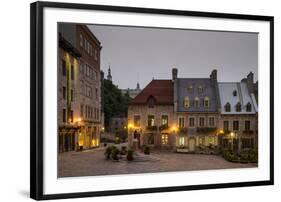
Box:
(58, 145, 257, 177)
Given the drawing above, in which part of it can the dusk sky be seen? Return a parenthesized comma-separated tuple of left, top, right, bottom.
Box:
(88, 25, 258, 90)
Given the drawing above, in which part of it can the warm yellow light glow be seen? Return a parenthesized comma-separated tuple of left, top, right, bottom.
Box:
(101, 127, 105, 131)
(230, 132, 235, 138)
(171, 125, 178, 133)
(219, 129, 224, 134)
(77, 117, 82, 122)
(124, 126, 127, 129)
(128, 123, 134, 129)
(92, 139, 96, 147)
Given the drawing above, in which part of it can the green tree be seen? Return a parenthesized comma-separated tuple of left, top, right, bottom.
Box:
(103, 79, 132, 128)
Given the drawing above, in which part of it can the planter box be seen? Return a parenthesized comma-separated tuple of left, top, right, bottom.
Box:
(176, 148, 189, 153)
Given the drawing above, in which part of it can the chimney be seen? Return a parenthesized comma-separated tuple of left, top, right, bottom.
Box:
(247, 72, 254, 93)
(210, 69, 217, 82)
(172, 68, 178, 81)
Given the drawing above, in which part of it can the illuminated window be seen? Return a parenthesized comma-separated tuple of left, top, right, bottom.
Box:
(161, 115, 168, 126)
(162, 134, 168, 145)
(147, 115, 155, 127)
(179, 137, 185, 146)
(184, 96, 190, 108)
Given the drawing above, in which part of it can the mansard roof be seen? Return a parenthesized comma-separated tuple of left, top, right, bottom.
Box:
(218, 82, 258, 114)
(177, 78, 219, 112)
(130, 80, 173, 105)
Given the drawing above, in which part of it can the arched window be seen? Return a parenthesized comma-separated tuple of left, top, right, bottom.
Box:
(194, 97, 200, 108)
(233, 90, 237, 96)
(147, 96, 156, 108)
(184, 96, 190, 108)
(187, 85, 193, 93)
(246, 102, 252, 112)
(204, 97, 210, 108)
(236, 102, 241, 112)
(198, 86, 203, 93)
(225, 102, 231, 112)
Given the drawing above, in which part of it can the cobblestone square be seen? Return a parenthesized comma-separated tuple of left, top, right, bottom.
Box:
(58, 146, 257, 177)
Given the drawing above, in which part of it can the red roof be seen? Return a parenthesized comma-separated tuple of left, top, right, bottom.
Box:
(130, 80, 173, 105)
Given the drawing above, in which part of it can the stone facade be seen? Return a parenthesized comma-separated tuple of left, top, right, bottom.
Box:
(127, 69, 258, 153)
(58, 24, 102, 152)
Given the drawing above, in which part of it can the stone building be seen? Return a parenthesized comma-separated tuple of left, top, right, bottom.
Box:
(173, 69, 221, 152)
(128, 68, 258, 152)
(128, 80, 176, 149)
(218, 72, 258, 151)
(58, 24, 102, 152)
(121, 82, 142, 99)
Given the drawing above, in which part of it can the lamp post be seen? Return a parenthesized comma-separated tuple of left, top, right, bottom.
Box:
(230, 132, 235, 151)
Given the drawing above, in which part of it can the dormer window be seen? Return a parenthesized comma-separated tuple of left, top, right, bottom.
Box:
(246, 102, 252, 112)
(233, 90, 237, 96)
(198, 86, 203, 94)
(236, 102, 241, 112)
(204, 96, 210, 108)
(187, 85, 193, 93)
(225, 102, 231, 112)
(184, 96, 190, 108)
(147, 96, 155, 108)
(194, 97, 200, 108)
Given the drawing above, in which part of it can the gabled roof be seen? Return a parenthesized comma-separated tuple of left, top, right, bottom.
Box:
(130, 80, 173, 105)
(218, 82, 258, 114)
(177, 78, 219, 112)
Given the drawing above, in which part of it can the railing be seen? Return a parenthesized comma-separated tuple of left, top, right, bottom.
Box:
(146, 125, 158, 131)
(159, 125, 169, 131)
(242, 130, 254, 134)
(196, 127, 217, 133)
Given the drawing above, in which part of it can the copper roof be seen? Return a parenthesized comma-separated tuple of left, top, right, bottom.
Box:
(130, 80, 173, 105)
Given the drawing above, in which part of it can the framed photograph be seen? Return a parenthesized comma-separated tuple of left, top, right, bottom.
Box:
(30, 1, 274, 200)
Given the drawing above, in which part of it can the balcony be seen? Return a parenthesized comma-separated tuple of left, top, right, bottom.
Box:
(159, 125, 169, 131)
(146, 125, 158, 131)
(196, 127, 217, 134)
(242, 130, 254, 134)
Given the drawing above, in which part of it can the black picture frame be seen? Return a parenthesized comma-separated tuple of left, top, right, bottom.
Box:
(30, 1, 274, 200)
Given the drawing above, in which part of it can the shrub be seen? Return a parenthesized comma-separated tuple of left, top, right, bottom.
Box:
(120, 146, 127, 155)
(248, 149, 258, 163)
(144, 146, 150, 155)
(111, 147, 120, 161)
(104, 146, 113, 159)
(127, 149, 134, 161)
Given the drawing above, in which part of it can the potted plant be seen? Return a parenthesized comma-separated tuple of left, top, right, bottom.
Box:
(144, 146, 150, 155)
(121, 146, 127, 155)
(104, 146, 113, 159)
(111, 147, 120, 161)
(127, 149, 134, 161)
